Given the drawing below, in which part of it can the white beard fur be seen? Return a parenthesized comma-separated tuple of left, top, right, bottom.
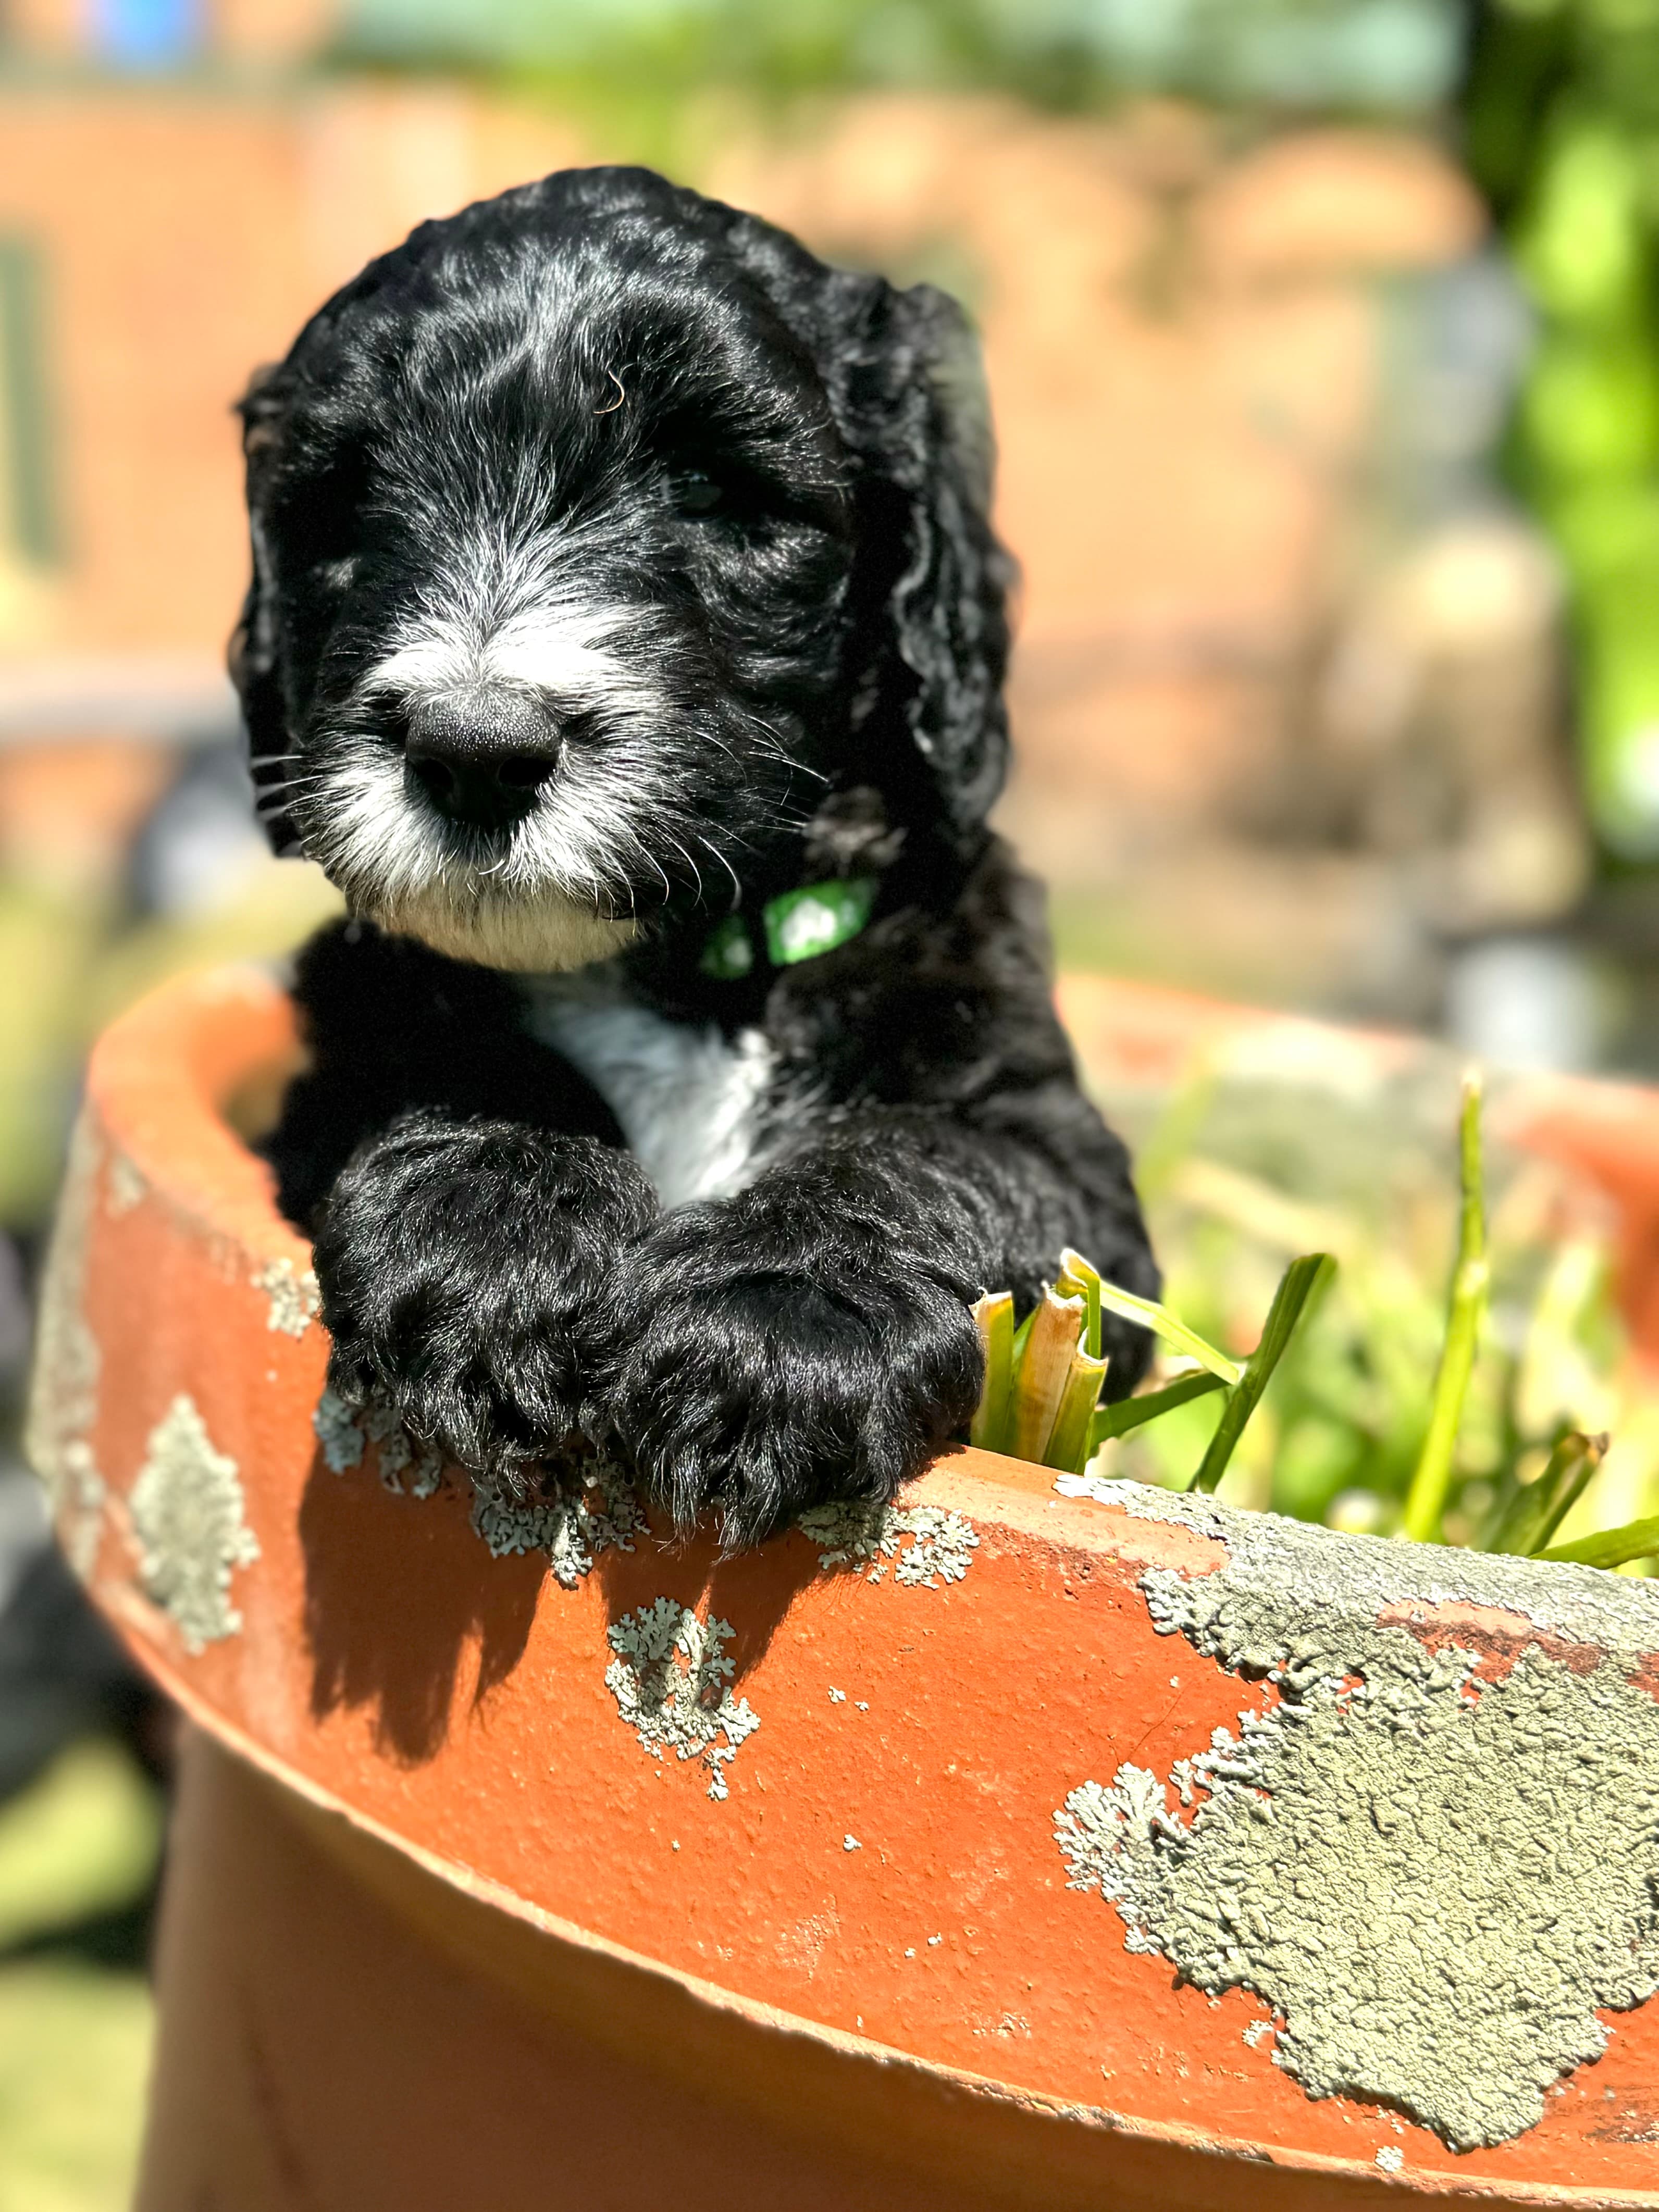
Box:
(370, 887, 640, 973)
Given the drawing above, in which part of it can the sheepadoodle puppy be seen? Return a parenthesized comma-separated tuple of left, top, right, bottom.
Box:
(235, 164, 1160, 1545)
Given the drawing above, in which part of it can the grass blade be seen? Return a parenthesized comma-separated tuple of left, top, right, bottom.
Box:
(1401, 1073, 1489, 1543)
(1481, 1429, 1608, 1558)
(969, 1291, 1016, 1453)
(1095, 1277, 1242, 1386)
(1538, 1514, 1659, 1570)
(1044, 1346, 1111, 1473)
(1011, 1308, 1035, 1371)
(1011, 1288, 1085, 1463)
(1089, 1367, 1228, 1448)
(1188, 1252, 1335, 1495)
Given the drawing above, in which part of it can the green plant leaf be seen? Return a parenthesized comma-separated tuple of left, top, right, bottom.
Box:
(1010, 1307, 1035, 1370)
(1094, 1277, 1242, 1386)
(1401, 1073, 1489, 1543)
(1481, 1428, 1608, 1557)
(1538, 1513, 1659, 1571)
(1089, 1367, 1228, 1448)
(1188, 1252, 1336, 1495)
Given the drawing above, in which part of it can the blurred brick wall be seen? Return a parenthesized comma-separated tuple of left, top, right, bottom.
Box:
(0, 73, 1527, 1012)
(0, 78, 585, 657)
(0, 80, 1484, 799)
(0, 86, 1486, 853)
(710, 98, 1486, 849)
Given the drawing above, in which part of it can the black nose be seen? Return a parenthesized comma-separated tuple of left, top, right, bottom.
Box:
(402, 688, 561, 831)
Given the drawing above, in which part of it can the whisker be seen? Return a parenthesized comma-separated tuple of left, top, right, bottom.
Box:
(632, 838, 672, 905)
(752, 717, 827, 784)
(661, 833, 703, 904)
(706, 838, 743, 913)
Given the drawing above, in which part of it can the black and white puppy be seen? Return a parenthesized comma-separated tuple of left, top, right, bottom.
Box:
(234, 164, 1159, 1545)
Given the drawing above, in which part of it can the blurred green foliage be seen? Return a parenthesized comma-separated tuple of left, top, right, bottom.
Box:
(341, 0, 1461, 121)
(1091, 1048, 1646, 1554)
(0, 1739, 160, 2212)
(0, 854, 339, 1236)
(1466, 0, 1659, 856)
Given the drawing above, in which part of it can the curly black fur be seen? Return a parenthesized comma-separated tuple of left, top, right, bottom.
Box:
(238, 165, 1159, 1544)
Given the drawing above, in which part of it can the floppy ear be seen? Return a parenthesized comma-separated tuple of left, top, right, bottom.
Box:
(825, 277, 1014, 846)
(228, 365, 303, 858)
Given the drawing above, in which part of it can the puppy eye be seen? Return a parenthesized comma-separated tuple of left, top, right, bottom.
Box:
(677, 473, 724, 516)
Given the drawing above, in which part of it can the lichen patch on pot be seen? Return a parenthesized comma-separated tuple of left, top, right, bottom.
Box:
(604, 1598, 759, 1800)
(130, 1394, 260, 1653)
(254, 1257, 319, 1337)
(472, 1455, 641, 1586)
(314, 1385, 444, 1498)
(1054, 1475, 1659, 2152)
(313, 1385, 367, 1473)
(364, 1401, 444, 1499)
(315, 1387, 645, 1583)
(798, 1499, 979, 1587)
(52, 1444, 107, 1580)
(105, 1152, 145, 1216)
(24, 1115, 107, 1576)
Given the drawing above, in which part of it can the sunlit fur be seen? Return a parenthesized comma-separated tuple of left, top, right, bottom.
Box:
(242, 166, 1160, 1545)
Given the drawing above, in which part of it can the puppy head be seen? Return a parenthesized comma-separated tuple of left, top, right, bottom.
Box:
(232, 167, 1010, 971)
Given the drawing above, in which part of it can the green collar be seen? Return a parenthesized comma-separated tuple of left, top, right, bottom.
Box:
(701, 877, 876, 981)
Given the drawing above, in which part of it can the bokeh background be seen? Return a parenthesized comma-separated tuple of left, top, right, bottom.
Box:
(0, 2, 1655, 2202)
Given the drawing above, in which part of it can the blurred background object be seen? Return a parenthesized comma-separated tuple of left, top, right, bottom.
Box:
(0, 0, 1613, 1049)
(3, 3, 1659, 2202)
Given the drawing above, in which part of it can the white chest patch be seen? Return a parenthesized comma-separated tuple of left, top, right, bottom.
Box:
(523, 984, 774, 1211)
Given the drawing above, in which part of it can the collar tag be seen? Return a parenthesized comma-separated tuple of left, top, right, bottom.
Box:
(699, 914, 754, 981)
(700, 877, 876, 980)
(764, 877, 876, 966)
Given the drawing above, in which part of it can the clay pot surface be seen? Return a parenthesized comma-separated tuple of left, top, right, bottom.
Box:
(31, 966, 1659, 2209)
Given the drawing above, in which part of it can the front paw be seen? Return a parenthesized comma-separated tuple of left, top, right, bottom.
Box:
(587, 1206, 983, 1545)
(314, 1114, 656, 1474)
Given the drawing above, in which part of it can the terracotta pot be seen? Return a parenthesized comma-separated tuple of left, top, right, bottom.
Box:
(28, 966, 1659, 2209)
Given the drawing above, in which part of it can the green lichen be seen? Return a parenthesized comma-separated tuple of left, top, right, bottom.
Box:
(130, 1395, 260, 1653)
(604, 1598, 759, 1800)
(1055, 1475, 1659, 2151)
(798, 1498, 979, 1587)
(313, 1385, 443, 1497)
(253, 1258, 319, 1339)
(471, 1454, 641, 1585)
(359, 1398, 443, 1499)
(315, 1386, 646, 1578)
(24, 1115, 106, 1577)
(312, 1384, 366, 1474)
(105, 1153, 145, 1216)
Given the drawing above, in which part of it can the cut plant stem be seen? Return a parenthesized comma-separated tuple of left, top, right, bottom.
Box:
(1401, 1073, 1489, 1543)
(1044, 1345, 1111, 1474)
(1481, 1429, 1607, 1558)
(969, 1291, 1016, 1453)
(1187, 1252, 1335, 1495)
(1090, 1366, 1227, 1450)
(1094, 1278, 1241, 1386)
(1010, 1288, 1084, 1463)
(1010, 1308, 1035, 1371)
(1057, 1247, 1103, 1361)
(1539, 1514, 1659, 1571)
